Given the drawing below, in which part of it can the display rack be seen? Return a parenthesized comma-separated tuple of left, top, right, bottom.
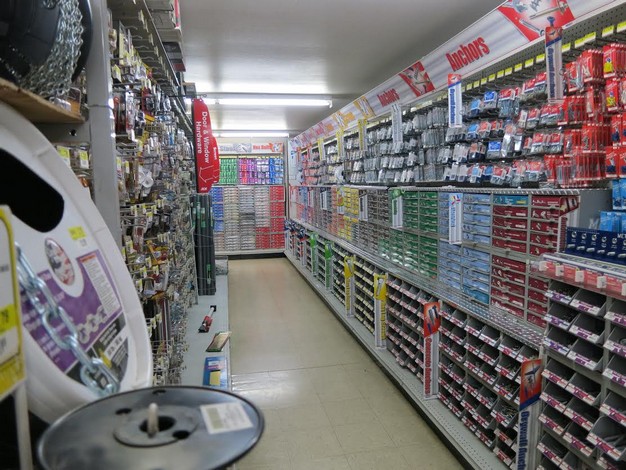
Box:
(533, 252, 626, 469)
(284, 240, 511, 470)
(286, 220, 544, 469)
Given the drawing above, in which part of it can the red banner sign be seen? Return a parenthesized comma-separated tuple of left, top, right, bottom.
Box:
(193, 99, 220, 193)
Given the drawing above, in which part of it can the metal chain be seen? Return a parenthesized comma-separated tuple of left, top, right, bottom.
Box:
(41, 0, 60, 8)
(15, 244, 120, 397)
(20, 0, 83, 99)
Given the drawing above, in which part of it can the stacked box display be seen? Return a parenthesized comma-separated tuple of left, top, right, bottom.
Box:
(218, 158, 238, 185)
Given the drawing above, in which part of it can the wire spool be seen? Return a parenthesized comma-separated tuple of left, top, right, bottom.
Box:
(0, 101, 153, 423)
(0, 0, 92, 99)
(37, 386, 265, 470)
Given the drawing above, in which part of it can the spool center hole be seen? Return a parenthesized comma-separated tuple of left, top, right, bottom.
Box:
(139, 416, 176, 434)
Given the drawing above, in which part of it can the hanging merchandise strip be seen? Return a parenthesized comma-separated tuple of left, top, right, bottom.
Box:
(108, 0, 192, 136)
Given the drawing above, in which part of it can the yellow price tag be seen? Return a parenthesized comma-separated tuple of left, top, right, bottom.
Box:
(68, 226, 86, 241)
(536, 53, 545, 63)
(505, 67, 513, 76)
(78, 149, 90, 169)
(562, 42, 571, 53)
(514, 63, 523, 72)
(586, 32, 597, 44)
(488, 74, 496, 82)
(480, 77, 487, 85)
(574, 37, 585, 48)
(56, 146, 71, 168)
(496, 70, 504, 79)
(473, 80, 480, 88)
(465, 84, 472, 91)
(618, 21, 626, 33)
(603, 25, 615, 37)
(525, 58, 534, 68)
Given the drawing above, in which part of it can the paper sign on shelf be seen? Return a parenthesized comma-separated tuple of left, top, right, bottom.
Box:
(447, 74, 463, 128)
(423, 301, 441, 399)
(545, 25, 564, 101)
(373, 273, 387, 349)
(344, 256, 355, 318)
(516, 358, 543, 470)
(448, 193, 463, 244)
(0, 206, 26, 400)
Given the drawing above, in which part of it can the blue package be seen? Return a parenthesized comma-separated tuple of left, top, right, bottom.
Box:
(620, 213, 626, 233)
(613, 180, 622, 210)
(621, 179, 626, 210)
(600, 211, 618, 232)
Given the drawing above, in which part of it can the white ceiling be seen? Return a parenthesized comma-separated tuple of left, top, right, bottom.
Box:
(178, 0, 505, 136)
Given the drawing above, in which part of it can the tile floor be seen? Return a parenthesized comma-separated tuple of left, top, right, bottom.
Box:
(228, 257, 464, 470)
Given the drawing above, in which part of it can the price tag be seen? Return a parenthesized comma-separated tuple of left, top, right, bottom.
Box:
(562, 42, 571, 53)
(496, 70, 504, 79)
(480, 77, 487, 85)
(603, 25, 616, 37)
(585, 32, 597, 44)
(473, 80, 480, 88)
(514, 63, 523, 72)
(525, 58, 534, 68)
(574, 37, 586, 48)
(504, 67, 513, 76)
(618, 21, 626, 33)
(56, 146, 72, 168)
(536, 53, 545, 64)
(488, 73, 496, 82)
(78, 149, 90, 169)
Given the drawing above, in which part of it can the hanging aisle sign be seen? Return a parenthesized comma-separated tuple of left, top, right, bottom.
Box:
(193, 99, 220, 193)
(516, 358, 543, 470)
(373, 273, 387, 349)
(423, 301, 441, 399)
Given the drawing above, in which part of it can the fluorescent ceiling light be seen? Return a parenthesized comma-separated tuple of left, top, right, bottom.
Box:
(216, 131, 290, 138)
(216, 98, 332, 107)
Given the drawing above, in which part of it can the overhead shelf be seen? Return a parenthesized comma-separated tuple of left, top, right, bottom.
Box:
(0, 78, 84, 124)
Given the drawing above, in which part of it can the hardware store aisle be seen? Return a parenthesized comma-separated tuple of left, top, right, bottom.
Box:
(229, 257, 463, 470)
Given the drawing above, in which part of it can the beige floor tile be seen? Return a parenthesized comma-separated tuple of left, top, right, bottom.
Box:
(285, 426, 345, 461)
(379, 416, 431, 447)
(306, 365, 349, 383)
(235, 430, 290, 468)
(256, 408, 284, 434)
(231, 372, 272, 391)
(333, 422, 395, 454)
(290, 455, 352, 470)
(226, 259, 461, 470)
(365, 391, 420, 420)
(322, 398, 380, 426)
(312, 376, 364, 403)
(276, 402, 332, 431)
(398, 443, 463, 469)
(345, 448, 414, 470)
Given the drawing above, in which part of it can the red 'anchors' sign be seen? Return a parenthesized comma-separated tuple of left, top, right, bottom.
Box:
(193, 99, 220, 193)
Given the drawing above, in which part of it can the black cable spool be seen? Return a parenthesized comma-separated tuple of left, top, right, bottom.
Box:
(0, 0, 60, 81)
(37, 386, 265, 470)
(0, 0, 93, 88)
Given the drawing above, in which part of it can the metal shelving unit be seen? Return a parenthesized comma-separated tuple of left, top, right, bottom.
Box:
(284, 248, 507, 470)
(534, 253, 626, 469)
